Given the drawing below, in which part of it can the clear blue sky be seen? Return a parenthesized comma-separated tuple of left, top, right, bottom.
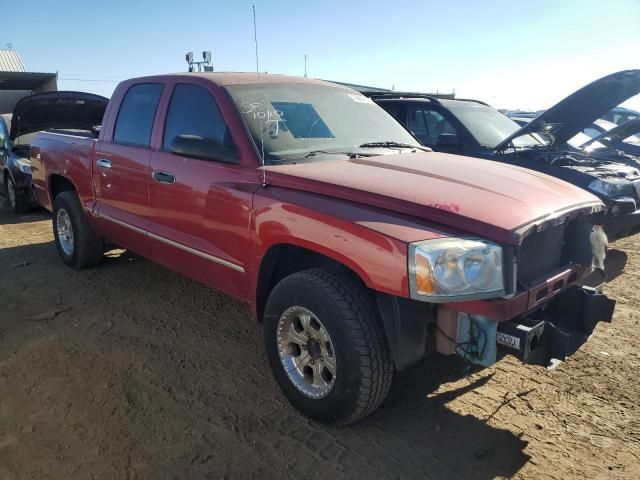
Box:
(4, 0, 640, 110)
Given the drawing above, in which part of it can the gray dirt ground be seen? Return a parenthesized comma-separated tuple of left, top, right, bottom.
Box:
(0, 202, 639, 479)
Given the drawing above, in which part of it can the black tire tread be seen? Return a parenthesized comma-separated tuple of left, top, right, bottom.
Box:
(283, 269, 393, 425)
(53, 191, 104, 269)
(6, 176, 29, 213)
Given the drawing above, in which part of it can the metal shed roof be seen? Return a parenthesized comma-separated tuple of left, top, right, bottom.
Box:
(0, 71, 57, 90)
(0, 49, 27, 72)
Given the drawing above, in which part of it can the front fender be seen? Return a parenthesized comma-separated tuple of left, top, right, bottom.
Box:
(251, 186, 447, 301)
(6, 158, 32, 189)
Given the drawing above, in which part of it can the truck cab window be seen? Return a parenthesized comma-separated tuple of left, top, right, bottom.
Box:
(113, 83, 163, 147)
(407, 108, 457, 146)
(163, 84, 230, 150)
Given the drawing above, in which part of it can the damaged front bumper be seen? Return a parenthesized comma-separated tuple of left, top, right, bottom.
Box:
(436, 283, 616, 368)
(496, 285, 615, 365)
(9, 171, 38, 205)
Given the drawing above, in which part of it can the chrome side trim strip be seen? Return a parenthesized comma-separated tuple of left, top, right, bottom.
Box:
(97, 213, 245, 273)
(102, 214, 147, 235)
(146, 231, 245, 272)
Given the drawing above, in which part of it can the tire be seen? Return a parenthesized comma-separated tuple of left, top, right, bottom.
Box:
(5, 176, 29, 213)
(52, 191, 104, 269)
(264, 268, 393, 425)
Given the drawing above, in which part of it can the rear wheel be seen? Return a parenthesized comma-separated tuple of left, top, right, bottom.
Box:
(52, 191, 104, 269)
(5, 176, 29, 213)
(264, 269, 393, 425)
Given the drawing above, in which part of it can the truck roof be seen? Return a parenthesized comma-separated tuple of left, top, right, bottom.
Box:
(127, 72, 345, 88)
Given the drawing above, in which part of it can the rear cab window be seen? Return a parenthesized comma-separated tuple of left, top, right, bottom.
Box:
(113, 83, 164, 147)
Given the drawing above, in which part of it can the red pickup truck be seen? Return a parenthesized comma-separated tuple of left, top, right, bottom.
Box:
(30, 73, 615, 425)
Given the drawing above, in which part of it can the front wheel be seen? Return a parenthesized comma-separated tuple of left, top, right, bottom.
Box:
(5, 176, 29, 213)
(264, 269, 393, 425)
(52, 191, 104, 269)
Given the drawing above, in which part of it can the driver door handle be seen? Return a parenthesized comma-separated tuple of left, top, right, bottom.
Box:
(152, 170, 176, 184)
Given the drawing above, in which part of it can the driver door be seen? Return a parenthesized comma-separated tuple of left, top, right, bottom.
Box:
(147, 82, 253, 298)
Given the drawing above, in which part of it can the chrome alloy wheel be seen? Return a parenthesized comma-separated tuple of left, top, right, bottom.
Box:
(7, 179, 16, 209)
(56, 207, 74, 256)
(277, 306, 337, 399)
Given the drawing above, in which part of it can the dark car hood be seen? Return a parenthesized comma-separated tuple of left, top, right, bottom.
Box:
(580, 117, 640, 149)
(262, 152, 604, 245)
(10, 91, 109, 141)
(494, 70, 640, 151)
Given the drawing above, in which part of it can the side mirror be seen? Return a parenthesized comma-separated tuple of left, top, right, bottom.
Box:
(436, 133, 462, 149)
(171, 134, 239, 164)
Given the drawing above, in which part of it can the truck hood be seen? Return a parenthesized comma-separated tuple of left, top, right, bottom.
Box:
(262, 152, 604, 245)
(580, 117, 640, 149)
(10, 91, 109, 141)
(494, 70, 640, 151)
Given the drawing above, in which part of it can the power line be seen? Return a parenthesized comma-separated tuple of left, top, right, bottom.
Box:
(59, 78, 120, 82)
(60, 73, 124, 79)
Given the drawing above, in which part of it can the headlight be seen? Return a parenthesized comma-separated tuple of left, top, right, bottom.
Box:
(15, 158, 32, 175)
(588, 178, 633, 198)
(409, 238, 504, 302)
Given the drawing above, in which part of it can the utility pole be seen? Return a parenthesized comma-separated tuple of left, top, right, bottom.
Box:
(304, 54, 307, 78)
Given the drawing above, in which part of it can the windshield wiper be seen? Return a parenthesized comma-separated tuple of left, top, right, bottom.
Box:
(304, 150, 357, 158)
(359, 141, 431, 152)
(495, 139, 550, 154)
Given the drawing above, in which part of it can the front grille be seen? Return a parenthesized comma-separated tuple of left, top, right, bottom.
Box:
(516, 217, 595, 287)
(517, 224, 566, 285)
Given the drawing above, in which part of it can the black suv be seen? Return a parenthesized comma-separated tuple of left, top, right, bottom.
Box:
(369, 70, 640, 240)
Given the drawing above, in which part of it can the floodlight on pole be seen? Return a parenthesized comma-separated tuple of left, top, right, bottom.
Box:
(185, 50, 213, 72)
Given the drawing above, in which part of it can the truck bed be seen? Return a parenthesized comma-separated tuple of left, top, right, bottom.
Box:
(46, 128, 97, 138)
(30, 130, 98, 212)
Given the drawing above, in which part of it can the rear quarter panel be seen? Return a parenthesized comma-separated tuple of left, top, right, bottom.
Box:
(30, 132, 96, 211)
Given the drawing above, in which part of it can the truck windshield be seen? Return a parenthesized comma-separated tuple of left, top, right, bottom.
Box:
(226, 83, 420, 164)
(447, 103, 545, 149)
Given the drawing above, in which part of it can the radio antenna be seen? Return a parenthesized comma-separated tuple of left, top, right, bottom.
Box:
(252, 5, 260, 75)
(252, 5, 266, 183)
